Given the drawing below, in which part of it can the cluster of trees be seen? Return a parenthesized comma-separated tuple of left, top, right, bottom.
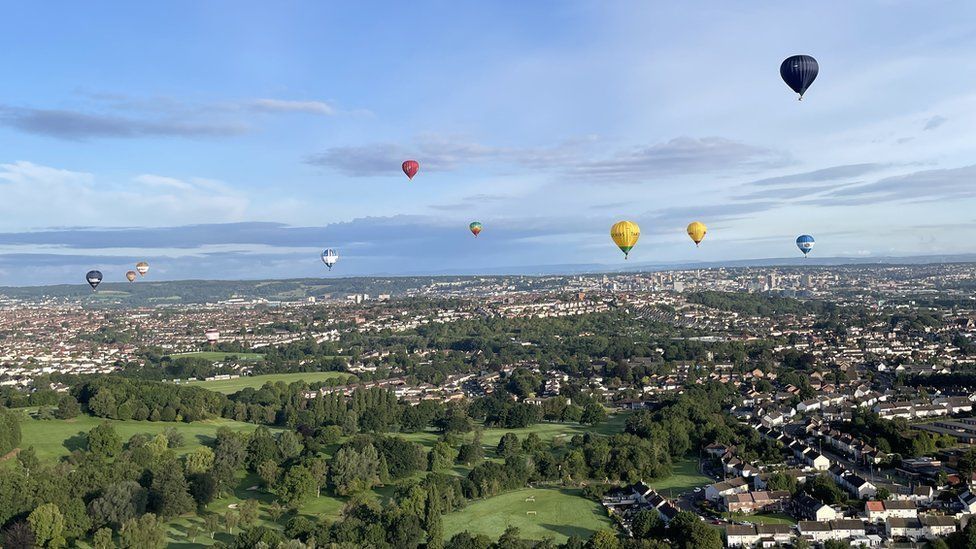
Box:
(73, 377, 227, 422)
(625, 382, 782, 464)
(686, 290, 834, 317)
(844, 410, 954, 457)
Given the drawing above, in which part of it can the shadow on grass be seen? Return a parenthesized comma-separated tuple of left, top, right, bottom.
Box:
(63, 431, 86, 453)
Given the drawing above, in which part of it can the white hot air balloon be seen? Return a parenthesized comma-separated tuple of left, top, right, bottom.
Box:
(205, 329, 220, 348)
(321, 249, 339, 271)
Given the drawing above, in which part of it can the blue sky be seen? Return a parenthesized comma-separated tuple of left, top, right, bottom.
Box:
(1, 1, 975, 284)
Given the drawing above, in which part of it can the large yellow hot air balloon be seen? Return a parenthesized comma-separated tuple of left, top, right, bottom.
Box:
(610, 221, 640, 259)
(687, 221, 707, 247)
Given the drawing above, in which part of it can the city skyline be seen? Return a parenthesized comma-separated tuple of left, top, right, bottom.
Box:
(2, 2, 975, 284)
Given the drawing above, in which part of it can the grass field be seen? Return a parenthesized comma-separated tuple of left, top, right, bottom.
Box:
(746, 512, 796, 525)
(443, 488, 611, 543)
(17, 413, 268, 461)
(168, 351, 266, 362)
(401, 413, 629, 451)
(185, 371, 354, 394)
(648, 458, 711, 496)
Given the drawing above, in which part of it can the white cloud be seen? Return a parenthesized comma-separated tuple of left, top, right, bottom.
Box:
(247, 98, 335, 115)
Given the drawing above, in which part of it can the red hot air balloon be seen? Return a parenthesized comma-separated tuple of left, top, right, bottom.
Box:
(402, 160, 419, 180)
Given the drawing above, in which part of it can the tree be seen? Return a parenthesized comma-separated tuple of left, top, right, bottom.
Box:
(189, 472, 218, 508)
(93, 528, 115, 549)
(87, 422, 122, 458)
(875, 487, 891, 501)
(580, 403, 608, 425)
(257, 459, 280, 489)
(224, 510, 239, 535)
(792, 537, 811, 549)
(17, 445, 39, 475)
(588, 529, 620, 549)
(497, 433, 520, 458)
(425, 485, 444, 549)
(148, 462, 194, 518)
(823, 541, 851, 549)
(119, 513, 165, 549)
(630, 510, 662, 539)
(279, 465, 316, 506)
(238, 499, 259, 529)
(60, 498, 92, 543)
(184, 446, 214, 475)
(88, 481, 148, 530)
(54, 395, 80, 419)
(28, 503, 65, 549)
(204, 513, 220, 540)
(268, 501, 287, 523)
(429, 441, 458, 471)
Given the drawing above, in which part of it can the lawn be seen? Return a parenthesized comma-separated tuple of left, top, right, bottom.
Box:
(168, 351, 266, 362)
(185, 371, 354, 394)
(442, 487, 611, 543)
(647, 458, 711, 497)
(401, 413, 629, 451)
(747, 512, 796, 525)
(17, 413, 268, 461)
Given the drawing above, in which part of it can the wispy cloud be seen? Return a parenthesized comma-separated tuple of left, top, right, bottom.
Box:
(801, 164, 976, 206)
(923, 115, 947, 131)
(0, 105, 248, 140)
(246, 98, 335, 115)
(0, 94, 341, 140)
(746, 163, 887, 187)
(307, 135, 787, 182)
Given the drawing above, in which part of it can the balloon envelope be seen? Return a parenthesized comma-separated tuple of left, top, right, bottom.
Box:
(135, 261, 149, 276)
(205, 329, 220, 344)
(402, 160, 419, 180)
(469, 222, 482, 237)
(86, 270, 103, 291)
(125, 271, 137, 282)
(687, 221, 707, 246)
(781, 55, 819, 99)
(796, 234, 816, 255)
(610, 221, 640, 258)
(321, 249, 339, 270)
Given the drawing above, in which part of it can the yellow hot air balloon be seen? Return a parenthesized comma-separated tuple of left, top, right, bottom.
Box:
(687, 221, 707, 247)
(125, 271, 137, 282)
(610, 220, 640, 259)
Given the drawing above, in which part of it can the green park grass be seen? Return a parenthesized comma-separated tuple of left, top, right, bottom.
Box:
(442, 487, 612, 543)
(401, 413, 629, 451)
(747, 512, 797, 525)
(185, 371, 354, 394)
(17, 413, 268, 461)
(647, 458, 711, 497)
(168, 351, 266, 362)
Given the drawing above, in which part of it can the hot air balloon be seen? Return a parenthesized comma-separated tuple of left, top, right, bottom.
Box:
(125, 271, 137, 282)
(86, 270, 103, 291)
(780, 55, 819, 100)
(469, 222, 483, 237)
(796, 234, 816, 257)
(610, 221, 640, 259)
(135, 261, 149, 276)
(205, 329, 220, 347)
(402, 160, 419, 180)
(687, 221, 707, 247)
(321, 249, 339, 270)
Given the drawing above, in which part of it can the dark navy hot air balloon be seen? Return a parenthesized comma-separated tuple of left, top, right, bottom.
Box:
(86, 270, 103, 291)
(780, 55, 819, 100)
(796, 235, 816, 257)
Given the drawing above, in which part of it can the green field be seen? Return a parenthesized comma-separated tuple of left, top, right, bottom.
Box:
(648, 458, 710, 496)
(443, 488, 611, 543)
(185, 371, 354, 394)
(168, 351, 266, 362)
(17, 413, 268, 461)
(401, 414, 629, 451)
(747, 512, 796, 525)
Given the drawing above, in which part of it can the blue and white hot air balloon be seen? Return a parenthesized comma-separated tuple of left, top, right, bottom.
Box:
(321, 249, 339, 270)
(796, 235, 815, 257)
